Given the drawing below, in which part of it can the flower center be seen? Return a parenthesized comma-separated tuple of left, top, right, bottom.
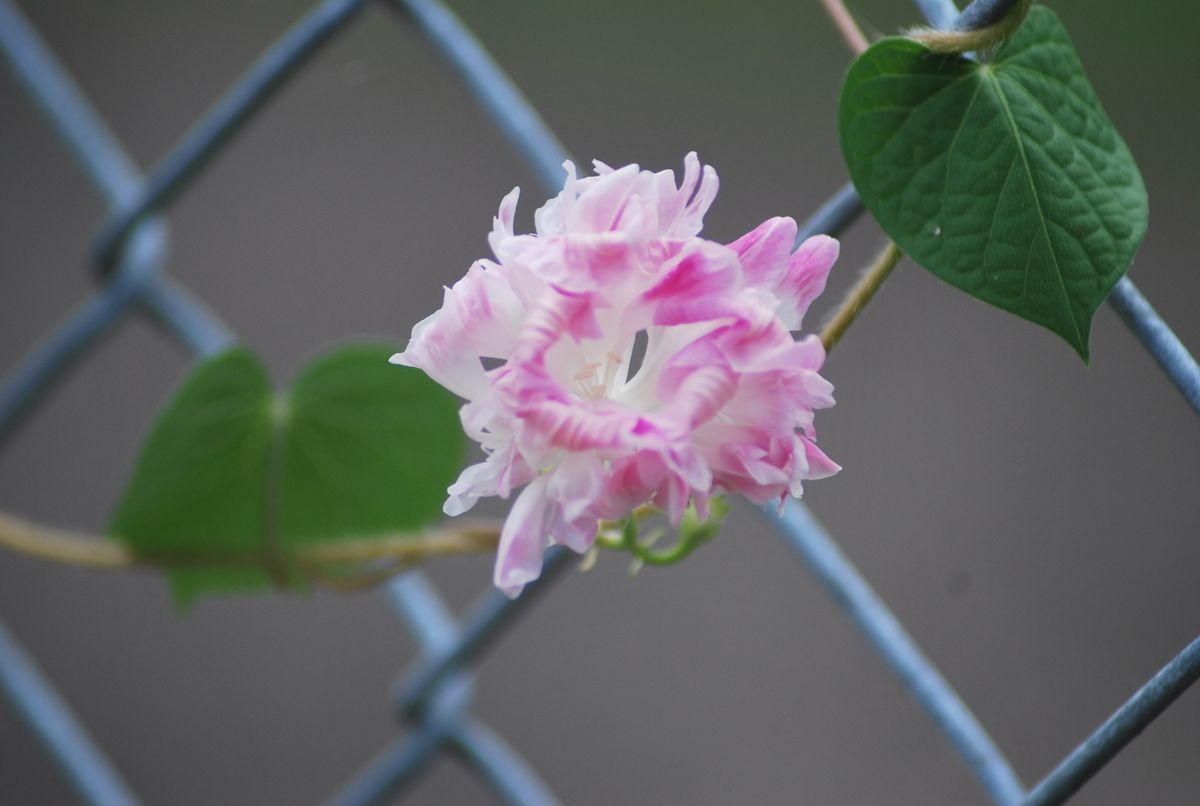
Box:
(572, 350, 627, 400)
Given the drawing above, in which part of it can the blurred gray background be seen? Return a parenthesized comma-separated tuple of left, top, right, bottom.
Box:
(1, 0, 1198, 803)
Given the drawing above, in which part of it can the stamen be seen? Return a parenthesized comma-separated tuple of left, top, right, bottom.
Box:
(572, 361, 602, 381)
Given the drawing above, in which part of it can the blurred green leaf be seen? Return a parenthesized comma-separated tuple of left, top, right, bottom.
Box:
(838, 7, 1147, 360)
(281, 345, 464, 546)
(109, 344, 464, 605)
(109, 349, 273, 601)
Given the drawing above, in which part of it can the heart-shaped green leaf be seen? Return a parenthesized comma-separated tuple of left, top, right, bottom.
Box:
(109, 345, 464, 604)
(838, 7, 1147, 360)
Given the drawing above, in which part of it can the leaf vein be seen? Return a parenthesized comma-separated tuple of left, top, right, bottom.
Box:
(985, 72, 1083, 346)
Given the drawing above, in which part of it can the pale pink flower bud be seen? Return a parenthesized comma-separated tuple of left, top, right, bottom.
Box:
(394, 154, 840, 596)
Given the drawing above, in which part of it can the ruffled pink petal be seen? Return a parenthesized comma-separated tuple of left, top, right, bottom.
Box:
(546, 453, 604, 523)
(705, 307, 796, 369)
(494, 475, 552, 597)
(598, 450, 676, 522)
(545, 507, 599, 555)
(715, 371, 799, 432)
(518, 398, 640, 454)
(798, 435, 841, 480)
(670, 152, 719, 238)
(562, 234, 637, 287)
(565, 163, 641, 234)
(445, 458, 503, 517)
(511, 287, 603, 364)
(445, 443, 534, 515)
(726, 442, 791, 488)
(728, 216, 798, 291)
(390, 310, 486, 401)
(533, 161, 578, 236)
(658, 337, 738, 429)
(594, 452, 662, 520)
(640, 241, 742, 326)
(656, 471, 692, 526)
(538, 453, 606, 554)
(786, 333, 827, 372)
(778, 235, 838, 329)
(488, 187, 520, 258)
(499, 233, 638, 296)
(392, 260, 526, 400)
(697, 425, 793, 503)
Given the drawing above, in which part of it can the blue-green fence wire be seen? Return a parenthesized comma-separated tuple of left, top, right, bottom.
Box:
(2, 0, 1199, 803)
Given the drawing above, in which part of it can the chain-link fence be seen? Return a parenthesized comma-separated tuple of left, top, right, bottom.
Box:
(1, 0, 1198, 803)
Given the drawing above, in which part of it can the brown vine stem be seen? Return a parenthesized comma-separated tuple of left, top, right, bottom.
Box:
(820, 241, 904, 354)
(0, 508, 500, 590)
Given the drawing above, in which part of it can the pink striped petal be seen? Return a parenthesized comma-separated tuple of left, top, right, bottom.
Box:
(396, 154, 842, 595)
(778, 235, 839, 329)
(728, 216, 798, 291)
(494, 475, 552, 597)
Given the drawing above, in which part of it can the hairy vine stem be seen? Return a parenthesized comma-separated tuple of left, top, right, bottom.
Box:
(820, 242, 904, 354)
(907, 0, 1032, 53)
(0, 508, 500, 589)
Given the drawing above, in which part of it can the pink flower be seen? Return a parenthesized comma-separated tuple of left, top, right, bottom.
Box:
(393, 153, 840, 596)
